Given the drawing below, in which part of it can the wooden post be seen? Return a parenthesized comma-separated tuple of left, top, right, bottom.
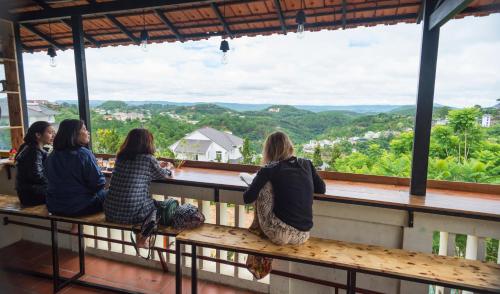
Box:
(13, 22, 29, 131)
(0, 20, 25, 149)
(71, 15, 92, 148)
(410, 0, 440, 196)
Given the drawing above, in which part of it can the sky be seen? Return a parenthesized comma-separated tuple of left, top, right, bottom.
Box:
(15, 14, 500, 108)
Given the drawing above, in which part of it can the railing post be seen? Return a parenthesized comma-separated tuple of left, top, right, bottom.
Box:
(435, 232, 449, 294)
(200, 200, 212, 270)
(410, 0, 440, 196)
(463, 235, 478, 294)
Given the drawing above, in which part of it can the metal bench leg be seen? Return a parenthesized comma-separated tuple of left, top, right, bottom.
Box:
(77, 224, 85, 275)
(347, 270, 356, 294)
(191, 244, 197, 294)
(176, 240, 182, 294)
(50, 220, 60, 293)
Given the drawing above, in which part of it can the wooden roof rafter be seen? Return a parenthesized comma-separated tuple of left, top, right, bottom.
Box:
(210, 2, 234, 38)
(273, 0, 287, 34)
(20, 23, 65, 51)
(154, 9, 184, 42)
(2, 0, 498, 52)
(30, 0, 102, 48)
(105, 14, 141, 45)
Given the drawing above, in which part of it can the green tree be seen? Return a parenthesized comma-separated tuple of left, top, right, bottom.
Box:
(328, 145, 342, 170)
(99, 100, 128, 111)
(390, 131, 413, 155)
(94, 129, 122, 154)
(240, 138, 253, 164)
(430, 126, 458, 158)
(448, 108, 482, 162)
(312, 145, 323, 168)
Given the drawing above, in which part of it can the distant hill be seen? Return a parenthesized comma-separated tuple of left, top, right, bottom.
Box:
(56, 100, 446, 114)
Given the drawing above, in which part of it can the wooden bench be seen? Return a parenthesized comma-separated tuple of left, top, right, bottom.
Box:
(0, 194, 179, 294)
(175, 224, 500, 294)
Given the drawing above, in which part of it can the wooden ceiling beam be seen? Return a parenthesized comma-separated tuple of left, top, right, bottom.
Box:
(341, 0, 347, 29)
(23, 12, 419, 51)
(154, 9, 184, 42)
(105, 14, 140, 44)
(210, 3, 234, 38)
(20, 23, 65, 51)
(60, 19, 102, 47)
(31, 0, 102, 47)
(273, 0, 287, 34)
(11, 0, 251, 23)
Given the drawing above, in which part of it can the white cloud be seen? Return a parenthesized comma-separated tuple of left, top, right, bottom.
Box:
(21, 14, 500, 107)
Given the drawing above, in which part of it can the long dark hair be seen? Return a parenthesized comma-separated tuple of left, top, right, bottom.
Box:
(15, 121, 52, 159)
(53, 119, 85, 151)
(117, 128, 156, 161)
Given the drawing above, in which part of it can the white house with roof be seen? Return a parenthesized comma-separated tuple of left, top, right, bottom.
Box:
(481, 114, 492, 127)
(1, 99, 58, 126)
(170, 127, 243, 163)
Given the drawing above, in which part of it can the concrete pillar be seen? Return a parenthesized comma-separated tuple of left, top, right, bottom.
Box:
(463, 235, 478, 294)
(435, 231, 449, 294)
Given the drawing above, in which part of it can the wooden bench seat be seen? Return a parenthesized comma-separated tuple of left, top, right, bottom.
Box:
(175, 224, 500, 294)
(0, 193, 180, 293)
(0, 194, 180, 236)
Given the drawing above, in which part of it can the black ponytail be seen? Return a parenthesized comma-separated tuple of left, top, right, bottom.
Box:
(15, 121, 52, 160)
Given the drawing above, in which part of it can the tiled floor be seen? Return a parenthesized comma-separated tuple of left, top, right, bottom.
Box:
(0, 240, 258, 294)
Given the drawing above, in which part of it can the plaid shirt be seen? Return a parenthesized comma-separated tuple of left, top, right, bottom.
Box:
(104, 154, 170, 224)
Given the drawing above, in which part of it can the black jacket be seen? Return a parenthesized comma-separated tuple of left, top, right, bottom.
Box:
(243, 157, 326, 231)
(15, 145, 49, 206)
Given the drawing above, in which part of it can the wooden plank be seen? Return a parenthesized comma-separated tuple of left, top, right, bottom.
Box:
(272, 0, 287, 34)
(2, 160, 499, 221)
(154, 9, 183, 41)
(210, 2, 234, 38)
(429, 0, 474, 29)
(105, 14, 140, 44)
(1, 21, 25, 149)
(20, 23, 65, 51)
(0, 194, 180, 236)
(177, 224, 500, 293)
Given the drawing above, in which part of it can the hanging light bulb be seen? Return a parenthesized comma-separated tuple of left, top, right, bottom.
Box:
(296, 9, 306, 38)
(220, 39, 229, 65)
(140, 29, 149, 52)
(47, 47, 57, 67)
(140, 10, 149, 52)
(47, 21, 57, 67)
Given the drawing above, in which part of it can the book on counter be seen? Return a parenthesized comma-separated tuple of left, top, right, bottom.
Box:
(239, 172, 256, 187)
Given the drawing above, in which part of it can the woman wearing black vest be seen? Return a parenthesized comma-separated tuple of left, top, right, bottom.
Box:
(15, 121, 55, 206)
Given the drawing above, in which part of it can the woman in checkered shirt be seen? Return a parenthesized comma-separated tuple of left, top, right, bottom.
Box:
(104, 129, 173, 236)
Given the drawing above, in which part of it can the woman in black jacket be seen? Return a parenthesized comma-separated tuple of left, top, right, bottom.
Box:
(15, 121, 55, 206)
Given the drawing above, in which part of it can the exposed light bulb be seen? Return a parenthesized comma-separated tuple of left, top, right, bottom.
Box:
(220, 39, 230, 65)
(49, 56, 57, 67)
(297, 24, 305, 38)
(140, 29, 149, 52)
(141, 40, 148, 52)
(47, 47, 57, 68)
(295, 10, 306, 39)
(221, 52, 228, 65)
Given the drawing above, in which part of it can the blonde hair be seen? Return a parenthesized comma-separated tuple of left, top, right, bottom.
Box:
(262, 131, 294, 164)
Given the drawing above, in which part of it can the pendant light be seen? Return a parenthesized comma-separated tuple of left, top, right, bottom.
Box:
(219, 1, 230, 64)
(140, 10, 149, 52)
(296, 0, 306, 38)
(47, 22, 57, 67)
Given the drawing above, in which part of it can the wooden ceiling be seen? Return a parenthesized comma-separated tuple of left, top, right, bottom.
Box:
(1, 0, 499, 52)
